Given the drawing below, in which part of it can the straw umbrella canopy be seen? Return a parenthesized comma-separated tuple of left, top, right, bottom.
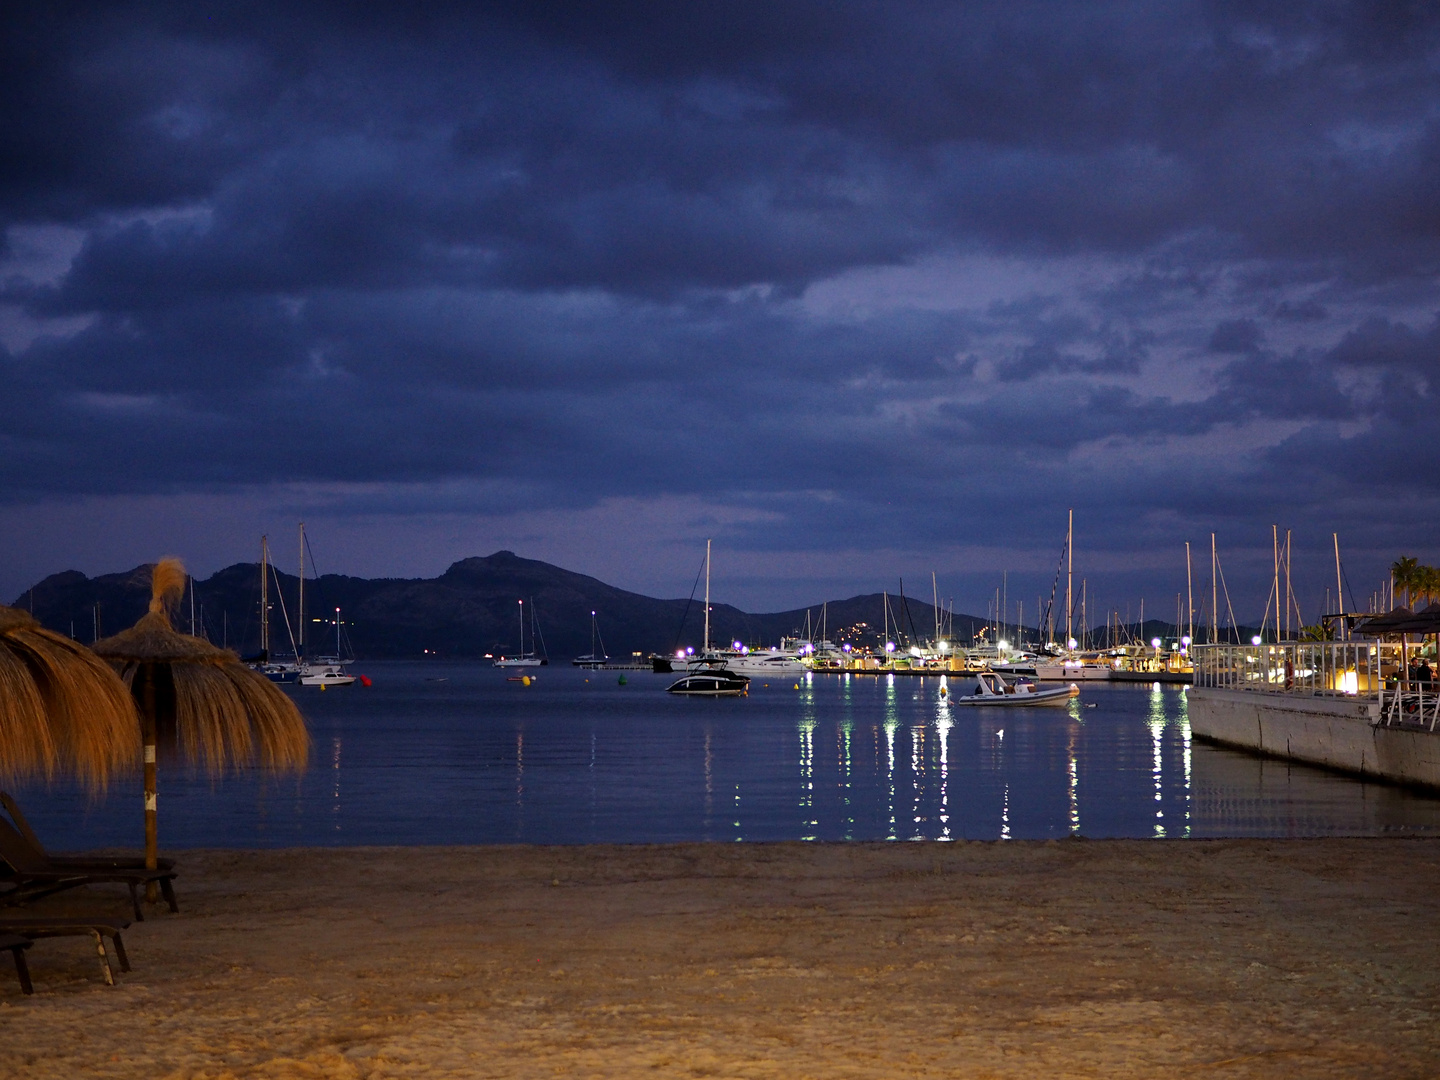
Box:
(92, 558, 309, 872)
(0, 605, 139, 792)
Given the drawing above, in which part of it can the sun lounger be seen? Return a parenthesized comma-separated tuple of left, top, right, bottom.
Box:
(0, 933, 33, 994)
(0, 793, 177, 921)
(0, 917, 130, 987)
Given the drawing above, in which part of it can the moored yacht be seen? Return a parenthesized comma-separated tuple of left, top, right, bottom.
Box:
(667, 541, 750, 697)
(495, 598, 549, 667)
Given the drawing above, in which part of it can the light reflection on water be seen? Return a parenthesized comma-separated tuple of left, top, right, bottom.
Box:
(13, 663, 1440, 847)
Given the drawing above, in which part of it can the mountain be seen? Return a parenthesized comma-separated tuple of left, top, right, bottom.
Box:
(12, 551, 998, 660)
(12, 551, 1253, 659)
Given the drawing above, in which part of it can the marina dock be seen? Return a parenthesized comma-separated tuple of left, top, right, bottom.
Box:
(1189, 640, 1440, 790)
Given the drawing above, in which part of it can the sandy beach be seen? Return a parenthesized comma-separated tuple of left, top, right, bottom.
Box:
(4, 839, 1439, 1078)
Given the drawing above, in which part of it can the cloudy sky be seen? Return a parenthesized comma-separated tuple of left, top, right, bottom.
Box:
(2, 2, 1437, 623)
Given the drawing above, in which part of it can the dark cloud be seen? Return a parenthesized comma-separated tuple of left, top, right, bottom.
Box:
(2, 1, 1440, 612)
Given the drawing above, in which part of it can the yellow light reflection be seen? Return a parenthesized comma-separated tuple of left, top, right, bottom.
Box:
(885, 717, 898, 841)
(1147, 684, 1165, 839)
(799, 718, 817, 841)
(936, 714, 952, 841)
(331, 735, 342, 832)
(1066, 730, 1079, 835)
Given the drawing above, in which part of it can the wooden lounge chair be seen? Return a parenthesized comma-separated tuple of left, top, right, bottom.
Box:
(0, 917, 130, 987)
(0, 794, 177, 921)
(0, 933, 33, 994)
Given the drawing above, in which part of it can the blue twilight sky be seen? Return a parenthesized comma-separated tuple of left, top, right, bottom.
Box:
(1, 2, 1437, 622)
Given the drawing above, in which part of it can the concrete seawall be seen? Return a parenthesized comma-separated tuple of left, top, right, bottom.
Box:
(1188, 686, 1440, 790)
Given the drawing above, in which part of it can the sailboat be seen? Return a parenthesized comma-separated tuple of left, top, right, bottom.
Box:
(668, 541, 749, 697)
(251, 535, 302, 683)
(495, 599, 548, 667)
(572, 611, 609, 668)
(291, 525, 358, 687)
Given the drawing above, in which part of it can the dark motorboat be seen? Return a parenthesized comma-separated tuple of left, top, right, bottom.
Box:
(666, 668, 750, 697)
(665, 540, 748, 697)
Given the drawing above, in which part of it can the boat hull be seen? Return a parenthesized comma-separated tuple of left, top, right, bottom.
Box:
(1035, 663, 1112, 681)
(952, 684, 1078, 707)
(667, 672, 750, 697)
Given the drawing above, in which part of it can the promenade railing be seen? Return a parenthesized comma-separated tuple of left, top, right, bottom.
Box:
(1191, 641, 1438, 731)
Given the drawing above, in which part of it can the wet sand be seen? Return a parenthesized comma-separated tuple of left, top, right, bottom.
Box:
(5, 839, 1440, 1078)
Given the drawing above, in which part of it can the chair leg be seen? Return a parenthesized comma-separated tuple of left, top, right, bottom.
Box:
(110, 931, 130, 973)
(160, 876, 178, 913)
(90, 930, 114, 986)
(128, 882, 144, 922)
(9, 946, 31, 995)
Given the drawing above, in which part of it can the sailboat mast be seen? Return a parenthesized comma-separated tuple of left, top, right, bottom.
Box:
(1211, 533, 1218, 644)
(1186, 541, 1193, 644)
(932, 572, 939, 645)
(1290, 532, 1301, 642)
(1272, 524, 1280, 643)
(1334, 533, 1345, 640)
(298, 522, 306, 659)
(260, 535, 269, 654)
(1066, 509, 1073, 648)
(703, 539, 711, 653)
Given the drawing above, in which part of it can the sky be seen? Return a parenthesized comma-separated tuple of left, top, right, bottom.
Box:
(2, 2, 1438, 625)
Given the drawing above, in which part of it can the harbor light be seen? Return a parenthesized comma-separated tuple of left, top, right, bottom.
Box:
(1151, 637, 1161, 650)
(1251, 635, 1262, 646)
(842, 643, 852, 652)
(998, 639, 1008, 651)
(1181, 635, 1191, 646)
(885, 641, 896, 653)
(1067, 638, 1077, 650)
(937, 640, 948, 653)
(686, 646, 695, 655)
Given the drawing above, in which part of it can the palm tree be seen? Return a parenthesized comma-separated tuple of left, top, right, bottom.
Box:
(1392, 556, 1420, 609)
(1419, 565, 1440, 607)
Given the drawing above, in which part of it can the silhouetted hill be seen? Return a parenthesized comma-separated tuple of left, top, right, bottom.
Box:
(13, 551, 1005, 659)
(14, 551, 1243, 659)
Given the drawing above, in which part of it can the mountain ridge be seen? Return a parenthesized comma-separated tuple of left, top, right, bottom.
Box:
(13, 550, 1001, 660)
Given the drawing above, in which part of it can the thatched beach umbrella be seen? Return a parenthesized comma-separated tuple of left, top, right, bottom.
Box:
(92, 558, 309, 875)
(0, 605, 139, 792)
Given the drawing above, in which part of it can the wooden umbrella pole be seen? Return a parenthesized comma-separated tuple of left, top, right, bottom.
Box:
(140, 664, 159, 902)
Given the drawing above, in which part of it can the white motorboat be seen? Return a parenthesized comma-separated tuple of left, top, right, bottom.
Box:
(1034, 657, 1113, 681)
(299, 660, 356, 687)
(951, 672, 1078, 706)
(722, 649, 807, 677)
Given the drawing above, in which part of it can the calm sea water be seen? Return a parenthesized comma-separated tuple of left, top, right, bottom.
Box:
(13, 663, 1440, 848)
